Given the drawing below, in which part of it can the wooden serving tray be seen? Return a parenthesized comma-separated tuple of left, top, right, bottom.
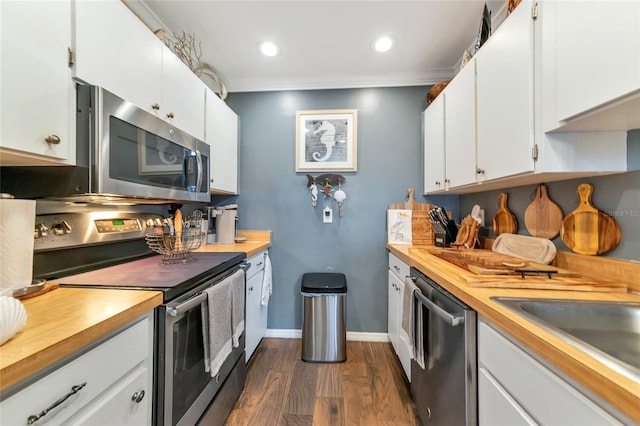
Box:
(14, 282, 59, 300)
(461, 274, 627, 293)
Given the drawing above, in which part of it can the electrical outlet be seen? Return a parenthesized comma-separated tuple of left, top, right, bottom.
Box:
(323, 207, 333, 223)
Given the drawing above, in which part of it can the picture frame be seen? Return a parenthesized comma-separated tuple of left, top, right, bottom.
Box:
(295, 109, 358, 172)
(137, 129, 183, 175)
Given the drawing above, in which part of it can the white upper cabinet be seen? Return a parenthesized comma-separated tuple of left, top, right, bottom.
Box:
(206, 89, 239, 194)
(74, 0, 162, 118)
(444, 60, 477, 188)
(423, 95, 445, 194)
(161, 44, 206, 140)
(475, 2, 535, 182)
(0, 0, 75, 166)
(73, 0, 205, 140)
(548, 1, 640, 131)
(423, 0, 629, 195)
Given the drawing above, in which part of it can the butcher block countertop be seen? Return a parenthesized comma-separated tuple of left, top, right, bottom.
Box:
(196, 230, 272, 257)
(0, 288, 162, 392)
(388, 244, 640, 423)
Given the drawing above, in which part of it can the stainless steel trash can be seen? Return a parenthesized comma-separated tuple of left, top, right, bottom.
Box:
(301, 273, 347, 363)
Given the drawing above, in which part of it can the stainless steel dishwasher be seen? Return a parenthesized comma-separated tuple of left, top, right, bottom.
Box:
(410, 267, 477, 426)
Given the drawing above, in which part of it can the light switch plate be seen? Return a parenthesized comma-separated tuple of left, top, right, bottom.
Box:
(323, 207, 333, 223)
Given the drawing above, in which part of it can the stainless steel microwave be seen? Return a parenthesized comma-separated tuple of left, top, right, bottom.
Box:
(0, 85, 210, 204)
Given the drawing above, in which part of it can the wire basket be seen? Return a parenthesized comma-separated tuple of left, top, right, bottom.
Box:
(145, 211, 205, 264)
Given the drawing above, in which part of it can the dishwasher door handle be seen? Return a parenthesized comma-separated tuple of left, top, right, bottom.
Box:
(415, 290, 465, 327)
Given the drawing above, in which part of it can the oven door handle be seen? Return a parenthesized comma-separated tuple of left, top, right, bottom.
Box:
(414, 290, 464, 327)
(167, 292, 208, 317)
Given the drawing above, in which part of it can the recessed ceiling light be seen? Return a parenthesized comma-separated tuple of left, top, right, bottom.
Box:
(260, 41, 279, 57)
(374, 36, 393, 53)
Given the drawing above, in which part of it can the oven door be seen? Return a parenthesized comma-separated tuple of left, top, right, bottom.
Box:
(157, 273, 245, 426)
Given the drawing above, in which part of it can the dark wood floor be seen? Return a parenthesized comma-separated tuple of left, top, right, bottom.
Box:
(225, 338, 415, 425)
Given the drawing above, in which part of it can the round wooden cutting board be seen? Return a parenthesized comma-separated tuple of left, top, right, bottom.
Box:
(560, 183, 621, 255)
(493, 192, 517, 235)
(524, 184, 563, 239)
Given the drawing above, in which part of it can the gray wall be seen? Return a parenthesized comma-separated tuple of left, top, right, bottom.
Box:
(224, 87, 458, 333)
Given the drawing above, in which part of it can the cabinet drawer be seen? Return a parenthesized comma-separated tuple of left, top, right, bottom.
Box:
(246, 251, 267, 280)
(1, 317, 150, 425)
(388, 252, 409, 280)
(478, 320, 621, 425)
(478, 367, 536, 426)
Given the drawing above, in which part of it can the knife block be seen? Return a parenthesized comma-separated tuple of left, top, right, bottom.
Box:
(434, 231, 453, 248)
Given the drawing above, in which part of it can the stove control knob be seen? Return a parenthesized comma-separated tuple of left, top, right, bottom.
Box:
(154, 218, 163, 227)
(52, 221, 72, 236)
(34, 223, 49, 238)
(146, 219, 155, 227)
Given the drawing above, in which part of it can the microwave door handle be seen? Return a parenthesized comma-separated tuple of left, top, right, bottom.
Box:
(195, 149, 203, 192)
(167, 292, 207, 316)
(414, 290, 464, 327)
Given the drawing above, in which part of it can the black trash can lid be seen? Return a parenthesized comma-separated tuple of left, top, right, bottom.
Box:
(301, 273, 347, 293)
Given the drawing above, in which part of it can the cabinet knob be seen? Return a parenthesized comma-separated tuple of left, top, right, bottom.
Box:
(167, 112, 175, 119)
(476, 168, 485, 175)
(151, 103, 160, 110)
(44, 134, 61, 145)
(131, 390, 145, 403)
(435, 181, 441, 186)
(444, 178, 450, 184)
(249, 286, 254, 292)
(394, 265, 400, 273)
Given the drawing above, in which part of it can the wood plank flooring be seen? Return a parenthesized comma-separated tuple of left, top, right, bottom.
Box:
(225, 338, 416, 425)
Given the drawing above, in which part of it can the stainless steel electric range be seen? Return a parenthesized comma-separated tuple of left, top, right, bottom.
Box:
(33, 211, 247, 426)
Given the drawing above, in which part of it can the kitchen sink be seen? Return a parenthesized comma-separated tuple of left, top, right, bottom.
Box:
(491, 297, 640, 382)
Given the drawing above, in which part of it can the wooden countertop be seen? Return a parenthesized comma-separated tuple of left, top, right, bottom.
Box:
(195, 230, 272, 258)
(0, 288, 162, 392)
(388, 244, 640, 423)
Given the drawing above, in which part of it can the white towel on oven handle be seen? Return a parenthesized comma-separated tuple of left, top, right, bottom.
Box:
(202, 277, 233, 377)
(260, 253, 272, 307)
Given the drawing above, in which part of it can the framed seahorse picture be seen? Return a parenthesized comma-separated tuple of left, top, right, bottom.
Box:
(295, 109, 358, 172)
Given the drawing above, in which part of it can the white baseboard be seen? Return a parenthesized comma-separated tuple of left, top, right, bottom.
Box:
(264, 329, 390, 342)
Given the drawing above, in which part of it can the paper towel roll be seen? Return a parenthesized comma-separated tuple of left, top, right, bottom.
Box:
(0, 199, 36, 294)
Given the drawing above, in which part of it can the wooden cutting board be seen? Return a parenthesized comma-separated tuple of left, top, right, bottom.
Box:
(492, 233, 557, 264)
(429, 248, 530, 272)
(524, 184, 563, 239)
(461, 274, 627, 293)
(388, 188, 435, 245)
(492, 192, 517, 235)
(561, 183, 621, 255)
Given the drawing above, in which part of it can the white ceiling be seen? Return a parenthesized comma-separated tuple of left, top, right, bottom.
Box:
(125, 1, 506, 93)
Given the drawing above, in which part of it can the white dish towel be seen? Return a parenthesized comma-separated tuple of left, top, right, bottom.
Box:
(201, 277, 233, 377)
(230, 269, 245, 348)
(260, 253, 273, 307)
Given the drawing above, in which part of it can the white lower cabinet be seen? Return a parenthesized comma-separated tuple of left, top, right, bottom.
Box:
(388, 253, 411, 381)
(245, 250, 269, 362)
(478, 318, 625, 425)
(0, 314, 153, 426)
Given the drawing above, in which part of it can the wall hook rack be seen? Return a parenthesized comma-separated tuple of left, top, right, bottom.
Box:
(306, 174, 346, 211)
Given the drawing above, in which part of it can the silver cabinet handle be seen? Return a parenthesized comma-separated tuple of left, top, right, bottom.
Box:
(152, 103, 160, 110)
(44, 134, 61, 145)
(131, 390, 145, 403)
(27, 382, 87, 424)
(415, 290, 464, 327)
(167, 112, 175, 119)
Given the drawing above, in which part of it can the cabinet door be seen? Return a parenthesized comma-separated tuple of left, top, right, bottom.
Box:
(478, 368, 536, 426)
(444, 60, 477, 188)
(555, 1, 640, 122)
(393, 275, 411, 381)
(161, 44, 206, 140)
(0, 0, 74, 165)
(74, 0, 162, 115)
(423, 96, 446, 194)
(206, 89, 239, 194)
(387, 270, 399, 353)
(476, 1, 535, 181)
(246, 271, 266, 362)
